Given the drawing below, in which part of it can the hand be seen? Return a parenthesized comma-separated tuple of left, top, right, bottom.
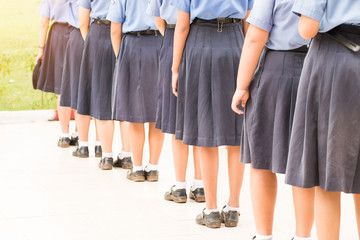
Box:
(231, 88, 249, 114)
(172, 71, 179, 97)
(35, 49, 44, 64)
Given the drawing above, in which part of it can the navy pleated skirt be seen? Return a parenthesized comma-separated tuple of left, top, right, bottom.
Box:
(77, 22, 116, 120)
(59, 28, 84, 109)
(36, 22, 72, 94)
(241, 48, 307, 174)
(175, 22, 244, 147)
(155, 28, 177, 134)
(285, 28, 360, 194)
(112, 33, 162, 123)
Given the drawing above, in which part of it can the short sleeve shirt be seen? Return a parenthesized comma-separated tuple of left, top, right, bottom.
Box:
(146, 0, 178, 25)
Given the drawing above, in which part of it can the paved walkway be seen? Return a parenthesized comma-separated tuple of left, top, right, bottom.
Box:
(0, 111, 357, 240)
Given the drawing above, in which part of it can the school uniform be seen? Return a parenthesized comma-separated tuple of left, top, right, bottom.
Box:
(240, 0, 310, 174)
(59, 0, 84, 109)
(76, 0, 115, 120)
(146, 0, 178, 134)
(109, 0, 162, 123)
(170, 0, 253, 147)
(36, 0, 72, 95)
(285, 0, 360, 193)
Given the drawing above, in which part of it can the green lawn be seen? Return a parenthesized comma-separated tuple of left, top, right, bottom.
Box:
(0, 0, 57, 110)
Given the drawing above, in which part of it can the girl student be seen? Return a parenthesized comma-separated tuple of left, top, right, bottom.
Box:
(284, 0, 360, 239)
(231, 0, 314, 239)
(108, 0, 165, 182)
(146, 0, 205, 203)
(36, 0, 76, 148)
(171, 0, 252, 228)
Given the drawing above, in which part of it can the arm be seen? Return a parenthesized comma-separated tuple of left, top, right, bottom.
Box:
(242, 10, 251, 36)
(231, 24, 269, 114)
(79, 7, 91, 40)
(298, 15, 320, 39)
(171, 10, 190, 97)
(155, 17, 166, 36)
(36, 16, 50, 63)
(110, 22, 122, 57)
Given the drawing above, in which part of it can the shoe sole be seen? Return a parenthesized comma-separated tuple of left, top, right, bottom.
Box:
(224, 221, 238, 227)
(98, 164, 112, 170)
(189, 194, 206, 203)
(206, 222, 221, 228)
(127, 176, 145, 182)
(146, 177, 158, 182)
(58, 144, 70, 148)
(173, 197, 187, 203)
(72, 153, 89, 158)
(95, 153, 102, 158)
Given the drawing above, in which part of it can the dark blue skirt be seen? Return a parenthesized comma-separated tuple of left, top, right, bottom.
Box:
(59, 28, 84, 109)
(175, 22, 244, 147)
(285, 29, 360, 194)
(77, 22, 116, 120)
(241, 48, 306, 174)
(36, 22, 72, 94)
(112, 33, 162, 123)
(155, 28, 177, 134)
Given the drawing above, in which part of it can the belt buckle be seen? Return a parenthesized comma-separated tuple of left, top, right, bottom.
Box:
(217, 18, 226, 33)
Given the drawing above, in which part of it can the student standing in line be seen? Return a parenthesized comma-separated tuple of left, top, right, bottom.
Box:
(108, 0, 164, 182)
(36, 0, 76, 148)
(231, 0, 314, 239)
(284, 1, 360, 239)
(171, 0, 252, 228)
(146, 0, 205, 203)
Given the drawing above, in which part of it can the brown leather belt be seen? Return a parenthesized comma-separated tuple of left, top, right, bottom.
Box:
(127, 30, 160, 36)
(94, 19, 111, 26)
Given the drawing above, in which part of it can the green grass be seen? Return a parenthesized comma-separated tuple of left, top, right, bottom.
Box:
(0, 0, 57, 110)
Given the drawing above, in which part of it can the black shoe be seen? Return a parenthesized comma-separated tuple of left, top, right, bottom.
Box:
(196, 209, 221, 228)
(58, 137, 70, 148)
(189, 187, 205, 203)
(113, 155, 133, 169)
(69, 136, 78, 146)
(127, 169, 145, 182)
(95, 145, 102, 158)
(164, 186, 187, 203)
(72, 146, 89, 158)
(220, 206, 240, 227)
(145, 170, 159, 182)
(98, 157, 113, 170)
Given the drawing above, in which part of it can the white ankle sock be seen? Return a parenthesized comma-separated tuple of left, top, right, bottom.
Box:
(118, 150, 131, 159)
(294, 236, 312, 240)
(78, 141, 88, 147)
(255, 234, 272, 240)
(61, 133, 70, 138)
(174, 181, 187, 190)
(71, 132, 78, 138)
(191, 179, 203, 191)
(95, 141, 101, 146)
(145, 163, 158, 172)
(223, 205, 240, 214)
(133, 165, 143, 172)
(102, 152, 112, 158)
(204, 208, 218, 215)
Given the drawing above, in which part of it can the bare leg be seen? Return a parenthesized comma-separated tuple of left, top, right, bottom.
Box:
(193, 146, 202, 180)
(73, 110, 78, 132)
(172, 135, 189, 182)
(148, 122, 164, 165)
(293, 186, 315, 238)
(120, 121, 131, 152)
(129, 123, 145, 167)
(95, 119, 114, 154)
(250, 167, 277, 235)
(76, 113, 91, 142)
(227, 146, 244, 208)
(95, 118, 100, 142)
(354, 194, 360, 239)
(200, 147, 219, 209)
(57, 95, 71, 134)
(315, 187, 341, 240)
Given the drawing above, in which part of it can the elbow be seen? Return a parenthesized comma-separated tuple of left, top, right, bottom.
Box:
(298, 24, 318, 39)
(298, 15, 320, 39)
(176, 23, 190, 35)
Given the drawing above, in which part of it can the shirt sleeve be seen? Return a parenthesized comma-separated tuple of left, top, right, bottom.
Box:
(146, 0, 161, 17)
(107, 0, 126, 23)
(38, 0, 51, 18)
(79, 0, 91, 9)
(170, 0, 190, 13)
(248, 0, 255, 10)
(292, 0, 327, 22)
(247, 0, 275, 32)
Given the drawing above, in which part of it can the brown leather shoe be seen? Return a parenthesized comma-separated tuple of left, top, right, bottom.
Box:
(189, 187, 205, 203)
(113, 156, 133, 169)
(220, 206, 240, 227)
(69, 136, 78, 146)
(95, 145, 102, 158)
(196, 209, 221, 228)
(127, 169, 145, 182)
(145, 170, 159, 182)
(98, 157, 113, 170)
(164, 186, 187, 203)
(72, 146, 89, 158)
(58, 137, 70, 148)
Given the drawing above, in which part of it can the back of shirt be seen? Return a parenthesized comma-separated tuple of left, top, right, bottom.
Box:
(68, 0, 79, 28)
(170, 0, 254, 23)
(292, 0, 360, 32)
(146, 0, 178, 25)
(79, 0, 110, 20)
(39, 0, 70, 23)
(107, 0, 157, 33)
(247, 0, 309, 50)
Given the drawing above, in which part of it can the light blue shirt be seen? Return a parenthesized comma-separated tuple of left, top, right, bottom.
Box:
(146, 0, 178, 25)
(292, 0, 360, 32)
(170, 0, 254, 23)
(68, 0, 80, 28)
(107, 0, 157, 33)
(79, 0, 110, 20)
(247, 0, 309, 50)
(39, 0, 69, 23)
